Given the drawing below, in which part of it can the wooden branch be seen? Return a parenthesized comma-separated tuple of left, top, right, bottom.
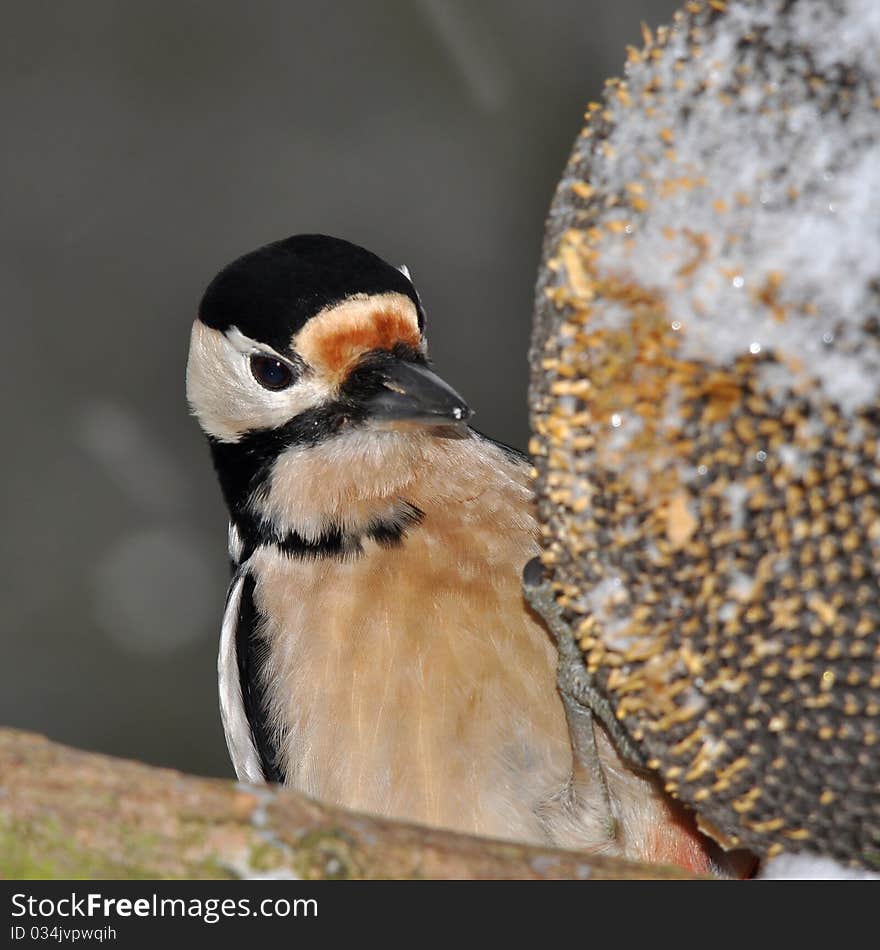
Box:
(0, 728, 698, 879)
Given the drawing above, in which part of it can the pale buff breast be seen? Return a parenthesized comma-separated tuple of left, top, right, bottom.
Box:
(247, 437, 573, 842)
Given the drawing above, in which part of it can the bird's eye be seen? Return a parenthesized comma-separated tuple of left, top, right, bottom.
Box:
(250, 354, 294, 391)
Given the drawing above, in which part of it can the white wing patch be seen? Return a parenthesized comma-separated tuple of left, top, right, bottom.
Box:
(397, 263, 412, 281)
(228, 521, 244, 565)
(218, 569, 265, 783)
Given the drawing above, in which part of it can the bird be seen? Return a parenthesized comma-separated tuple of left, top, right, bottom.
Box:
(186, 233, 742, 874)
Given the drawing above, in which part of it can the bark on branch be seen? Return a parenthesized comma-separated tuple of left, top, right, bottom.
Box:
(0, 728, 696, 879)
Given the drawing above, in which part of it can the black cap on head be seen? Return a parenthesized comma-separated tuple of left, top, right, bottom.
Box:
(198, 234, 424, 355)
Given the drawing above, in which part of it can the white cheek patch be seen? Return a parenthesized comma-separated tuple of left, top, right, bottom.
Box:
(185, 320, 336, 443)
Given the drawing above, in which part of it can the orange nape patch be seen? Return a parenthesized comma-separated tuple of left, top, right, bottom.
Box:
(293, 292, 422, 384)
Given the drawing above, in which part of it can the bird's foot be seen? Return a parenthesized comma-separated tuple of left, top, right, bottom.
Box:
(523, 557, 645, 772)
(560, 691, 618, 841)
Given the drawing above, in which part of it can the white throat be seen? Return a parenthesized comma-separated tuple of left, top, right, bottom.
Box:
(250, 426, 442, 542)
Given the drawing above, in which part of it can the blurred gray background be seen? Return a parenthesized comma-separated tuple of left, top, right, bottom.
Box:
(2, 0, 678, 778)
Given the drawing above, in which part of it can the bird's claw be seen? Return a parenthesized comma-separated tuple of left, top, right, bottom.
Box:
(523, 557, 645, 770)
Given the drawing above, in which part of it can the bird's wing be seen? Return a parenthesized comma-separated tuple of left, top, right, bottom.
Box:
(218, 566, 266, 783)
(218, 523, 286, 784)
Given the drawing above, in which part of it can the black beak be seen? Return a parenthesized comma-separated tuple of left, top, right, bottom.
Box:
(359, 357, 472, 426)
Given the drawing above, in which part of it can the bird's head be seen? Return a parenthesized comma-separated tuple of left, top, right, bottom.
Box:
(186, 234, 472, 542)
